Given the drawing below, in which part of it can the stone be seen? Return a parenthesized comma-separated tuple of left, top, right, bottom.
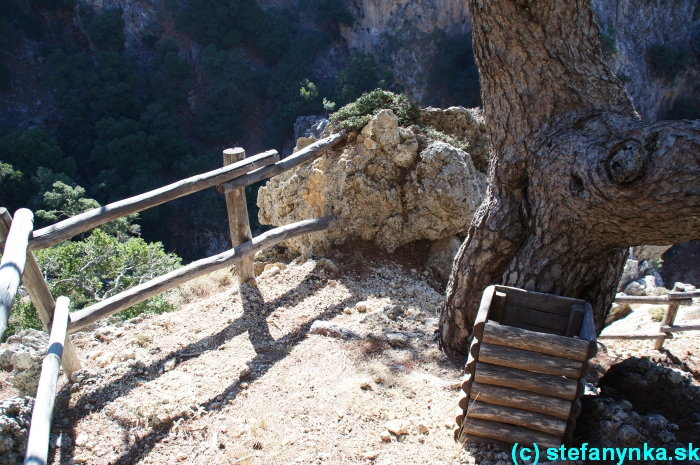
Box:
(373, 375, 383, 384)
(616, 424, 641, 444)
(0, 397, 34, 464)
(416, 422, 430, 434)
(258, 110, 487, 254)
(359, 379, 372, 390)
(605, 302, 632, 326)
(386, 420, 409, 436)
(163, 358, 176, 372)
(623, 280, 646, 296)
(309, 321, 361, 339)
(426, 235, 462, 282)
(363, 451, 380, 460)
(75, 432, 89, 447)
(120, 349, 136, 361)
(386, 333, 409, 348)
(379, 431, 392, 442)
(72, 454, 91, 464)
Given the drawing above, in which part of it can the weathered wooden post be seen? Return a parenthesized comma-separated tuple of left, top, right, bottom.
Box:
(23, 296, 70, 465)
(0, 209, 34, 340)
(223, 148, 256, 284)
(0, 209, 82, 378)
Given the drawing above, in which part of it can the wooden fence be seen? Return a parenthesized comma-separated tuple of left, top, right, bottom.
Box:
(0, 132, 346, 465)
(601, 288, 700, 349)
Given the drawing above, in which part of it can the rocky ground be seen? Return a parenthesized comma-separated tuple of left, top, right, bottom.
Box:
(0, 246, 698, 465)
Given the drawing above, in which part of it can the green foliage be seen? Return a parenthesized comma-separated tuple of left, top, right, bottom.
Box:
(0, 128, 76, 212)
(427, 33, 480, 108)
(617, 72, 633, 83)
(330, 89, 419, 131)
(34, 229, 181, 318)
(323, 98, 336, 113)
(648, 42, 693, 81)
(264, 33, 329, 145)
(86, 8, 126, 52)
(36, 181, 141, 239)
(195, 105, 244, 145)
(299, 0, 352, 26)
(648, 306, 666, 322)
(152, 38, 195, 104)
(5, 298, 44, 340)
(254, 8, 296, 63)
(331, 51, 396, 106)
(422, 127, 469, 151)
(177, 0, 264, 49)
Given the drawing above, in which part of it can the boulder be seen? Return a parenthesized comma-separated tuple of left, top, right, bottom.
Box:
(426, 235, 462, 282)
(0, 397, 34, 465)
(258, 109, 487, 254)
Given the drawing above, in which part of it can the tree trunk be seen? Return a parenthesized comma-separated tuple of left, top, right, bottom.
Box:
(439, 0, 700, 356)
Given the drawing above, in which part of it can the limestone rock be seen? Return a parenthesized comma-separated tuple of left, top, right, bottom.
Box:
(426, 235, 462, 282)
(386, 419, 409, 436)
(309, 321, 361, 340)
(605, 302, 632, 326)
(417, 106, 489, 172)
(0, 397, 34, 465)
(258, 109, 487, 254)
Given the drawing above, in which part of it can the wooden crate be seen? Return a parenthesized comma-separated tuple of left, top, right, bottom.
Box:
(455, 285, 597, 448)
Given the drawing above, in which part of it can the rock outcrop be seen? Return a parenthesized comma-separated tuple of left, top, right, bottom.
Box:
(0, 329, 49, 398)
(0, 397, 34, 465)
(257, 108, 487, 254)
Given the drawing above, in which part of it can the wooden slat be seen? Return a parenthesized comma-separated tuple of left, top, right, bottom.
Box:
(0, 209, 34, 340)
(29, 150, 279, 250)
(655, 302, 679, 350)
(0, 209, 81, 379)
(219, 132, 347, 194)
(466, 382, 572, 420)
(466, 399, 566, 436)
(660, 324, 700, 332)
(614, 295, 692, 304)
(495, 285, 585, 317)
(223, 148, 255, 284)
(500, 321, 563, 335)
(67, 216, 336, 332)
(598, 332, 673, 340)
(501, 305, 569, 333)
(483, 322, 590, 361)
(473, 285, 495, 342)
(460, 417, 561, 448)
(489, 291, 506, 323)
(478, 343, 583, 378)
(668, 290, 700, 299)
(564, 304, 585, 337)
(23, 296, 70, 465)
(475, 362, 578, 400)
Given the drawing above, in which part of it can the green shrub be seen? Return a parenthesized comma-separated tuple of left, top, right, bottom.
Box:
(177, 0, 264, 49)
(422, 127, 469, 152)
(648, 306, 666, 322)
(254, 8, 296, 63)
(86, 8, 126, 52)
(648, 42, 692, 81)
(332, 51, 396, 106)
(152, 38, 195, 104)
(600, 30, 617, 56)
(330, 89, 419, 131)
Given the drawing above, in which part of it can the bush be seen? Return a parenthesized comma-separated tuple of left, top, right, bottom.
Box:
(330, 89, 419, 131)
(332, 51, 396, 106)
(648, 42, 693, 81)
(86, 8, 126, 52)
(177, 0, 264, 49)
(151, 38, 195, 104)
(254, 8, 296, 63)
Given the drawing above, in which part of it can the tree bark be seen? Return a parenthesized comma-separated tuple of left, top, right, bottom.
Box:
(440, 0, 700, 355)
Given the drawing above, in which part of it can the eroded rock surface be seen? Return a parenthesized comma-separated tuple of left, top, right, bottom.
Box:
(0, 397, 34, 465)
(257, 109, 487, 254)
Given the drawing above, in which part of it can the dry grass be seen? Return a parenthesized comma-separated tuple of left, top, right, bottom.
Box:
(172, 268, 236, 304)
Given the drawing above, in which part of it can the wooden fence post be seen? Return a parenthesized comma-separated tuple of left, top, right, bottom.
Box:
(23, 296, 70, 465)
(654, 302, 680, 350)
(223, 148, 256, 284)
(0, 209, 34, 340)
(0, 209, 82, 379)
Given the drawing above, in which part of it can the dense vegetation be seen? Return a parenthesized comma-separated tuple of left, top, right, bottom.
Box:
(330, 89, 420, 130)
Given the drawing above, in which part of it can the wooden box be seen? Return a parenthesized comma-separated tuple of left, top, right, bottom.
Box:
(455, 285, 597, 448)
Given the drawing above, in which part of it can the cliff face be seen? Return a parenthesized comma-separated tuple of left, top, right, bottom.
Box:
(592, 0, 699, 121)
(340, 0, 470, 102)
(341, 0, 699, 118)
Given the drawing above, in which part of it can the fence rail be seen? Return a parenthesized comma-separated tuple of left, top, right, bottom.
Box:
(601, 287, 698, 348)
(0, 132, 345, 464)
